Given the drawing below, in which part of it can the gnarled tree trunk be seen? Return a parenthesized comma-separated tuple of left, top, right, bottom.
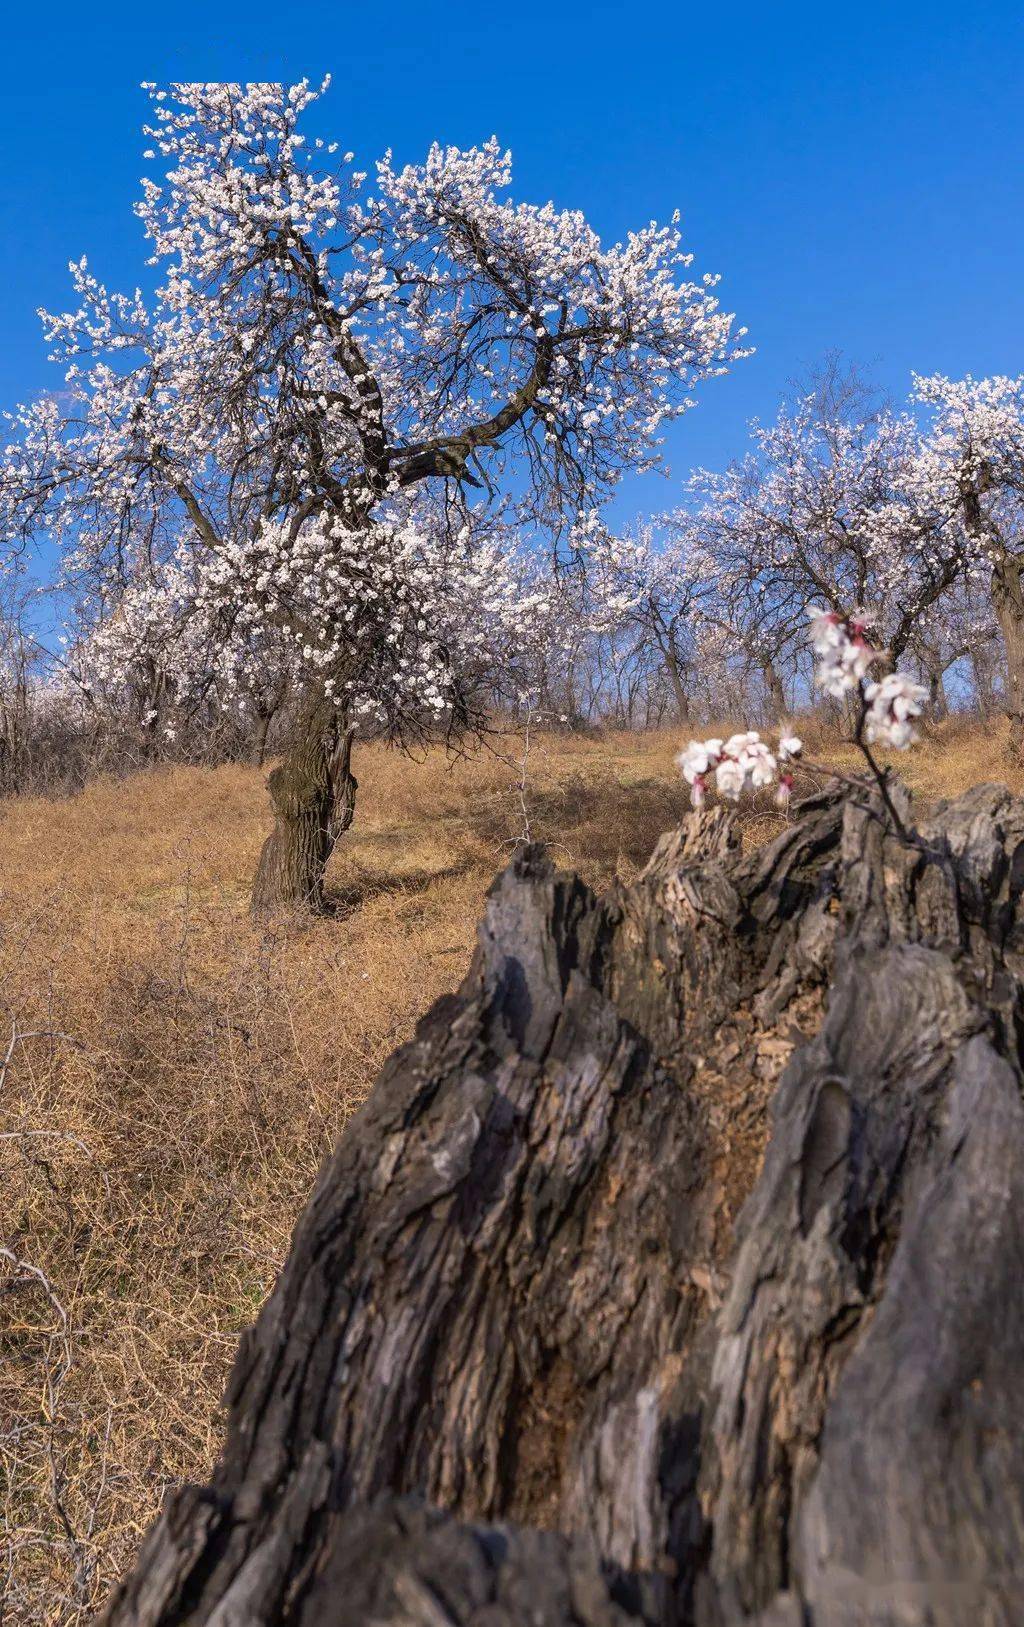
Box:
(250, 698, 357, 914)
(660, 641, 692, 726)
(991, 554, 1024, 762)
(959, 467, 1024, 763)
(927, 661, 949, 719)
(107, 780, 1024, 1624)
(759, 655, 787, 720)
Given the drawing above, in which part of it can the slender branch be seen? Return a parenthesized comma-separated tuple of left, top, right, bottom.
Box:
(848, 686, 918, 847)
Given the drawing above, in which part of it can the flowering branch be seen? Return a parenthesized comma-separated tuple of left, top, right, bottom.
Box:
(677, 728, 803, 812)
(677, 606, 927, 844)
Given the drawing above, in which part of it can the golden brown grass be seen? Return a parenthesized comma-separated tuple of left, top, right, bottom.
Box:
(0, 716, 1016, 1621)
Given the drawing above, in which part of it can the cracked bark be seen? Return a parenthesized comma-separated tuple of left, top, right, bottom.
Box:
(250, 704, 357, 915)
(105, 781, 1024, 1626)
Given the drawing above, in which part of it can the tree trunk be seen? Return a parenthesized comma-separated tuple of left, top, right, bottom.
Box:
(106, 781, 1024, 1625)
(991, 555, 1024, 760)
(250, 699, 357, 914)
(928, 662, 948, 720)
(971, 643, 1000, 718)
(664, 647, 692, 726)
(760, 656, 786, 720)
(251, 708, 273, 770)
(650, 619, 691, 727)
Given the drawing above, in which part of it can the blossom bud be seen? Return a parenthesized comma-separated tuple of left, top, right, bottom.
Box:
(775, 772, 794, 809)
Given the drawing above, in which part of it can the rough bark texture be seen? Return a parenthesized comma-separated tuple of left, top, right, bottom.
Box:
(107, 780, 1024, 1625)
(664, 649, 692, 725)
(991, 555, 1024, 764)
(760, 657, 788, 720)
(251, 710, 273, 770)
(250, 707, 357, 914)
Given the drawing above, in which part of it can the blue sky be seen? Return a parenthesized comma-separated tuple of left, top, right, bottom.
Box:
(2, 0, 1022, 509)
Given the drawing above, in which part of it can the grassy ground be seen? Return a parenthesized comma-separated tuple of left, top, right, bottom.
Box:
(0, 715, 1015, 1621)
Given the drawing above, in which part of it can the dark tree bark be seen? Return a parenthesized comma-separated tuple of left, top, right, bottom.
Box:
(250, 702, 357, 914)
(957, 464, 1024, 762)
(990, 554, 1024, 762)
(251, 708, 274, 770)
(106, 780, 1024, 1625)
(665, 651, 692, 726)
(759, 655, 787, 720)
(928, 662, 949, 719)
(653, 633, 691, 726)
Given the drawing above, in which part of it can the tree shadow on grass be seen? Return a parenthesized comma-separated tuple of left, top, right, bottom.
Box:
(464, 773, 688, 877)
(324, 860, 477, 917)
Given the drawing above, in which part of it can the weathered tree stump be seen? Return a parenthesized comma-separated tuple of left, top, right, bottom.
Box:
(104, 781, 1024, 1625)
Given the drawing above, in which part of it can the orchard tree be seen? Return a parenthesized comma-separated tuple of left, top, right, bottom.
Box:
(903, 575, 999, 720)
(584, 514, 715, 723)
(0, 78, 742, 911)
(0, 575, 37, 792)
(913, 374, 1024, 756)
(690, 365, 968, 706)
(503, 566, 599, 726)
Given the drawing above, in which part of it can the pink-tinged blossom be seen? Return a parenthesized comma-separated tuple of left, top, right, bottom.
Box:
(743, 739, 778, 788)
(678, 726, 794, 804)
(807, 608, 845, 656)
(713, 754, 748, 800)
(714, 731, 778, 799)
(676, 618, 924, 813)
(807, 606, 879, 695)
(815, 635, 876, 697)
(775, 772, 794, 808)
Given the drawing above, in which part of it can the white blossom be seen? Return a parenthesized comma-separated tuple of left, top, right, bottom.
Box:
(0, 80, 743, 739)
(677, 738, 723, 781)
(815, 635, 876, 697)
(864, 673, 927, 749)
(676, 613, 924, 812)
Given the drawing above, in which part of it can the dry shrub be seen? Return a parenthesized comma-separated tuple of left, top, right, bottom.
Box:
(0, 721, 1011, 1621)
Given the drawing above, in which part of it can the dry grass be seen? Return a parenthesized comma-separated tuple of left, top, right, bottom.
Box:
(801, 708, 1021, 804)
(0, 716, 1015, 1621)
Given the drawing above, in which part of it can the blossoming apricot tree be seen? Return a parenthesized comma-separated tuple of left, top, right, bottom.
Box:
(580, 514, 721, 723)
(687, 367, 969, 713)
(0, 78, 742, 910)
(913, 374, 1024, 758)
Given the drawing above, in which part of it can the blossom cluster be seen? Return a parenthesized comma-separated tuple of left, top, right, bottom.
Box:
(678, 728, 802, 809)
(807, 608, 875, 696)
(76, 499, 554, 739)
(863, 672, 926, 749)
(808, 609, 926, 745)
(676, 607, 928, 811)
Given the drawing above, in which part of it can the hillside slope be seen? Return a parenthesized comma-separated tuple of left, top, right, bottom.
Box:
(0, 718, 1017, 1620)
